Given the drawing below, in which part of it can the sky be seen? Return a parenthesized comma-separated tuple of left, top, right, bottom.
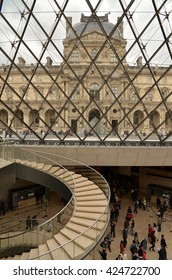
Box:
(0, 0, 171, 66)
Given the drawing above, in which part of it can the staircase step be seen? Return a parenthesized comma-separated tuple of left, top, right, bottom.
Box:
(76, 194, 106, 201)
(60, 228, 93, 250)
(19, 252, 30, 260)
(42, 164, 52, 172)
(46, 238, 70, 260)
(74, 180, 96, 188)
(13, 255, 21, 260)
(28, 248, 39, 260)
(70, 217, 105, 230)
(38, 243, 52, 260)
(48, 166, 61, 174)
(76, 206, 106, 213)
(74, 184, 98, 192)
(66, 222, 101, 240)
(36, 163, 45, 170)
(69, 176, 89, 184)
(74, 211, 105, 220)
(76, 200, 107, 207)
(28, 161, 37, 168)
(54, 233, 85, 259)
(75, 189, 103, 197)
(54, 168, 67, 176)
(58, 171, 75, 180)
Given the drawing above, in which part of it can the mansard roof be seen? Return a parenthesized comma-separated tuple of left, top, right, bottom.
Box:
(67, 13, 122, 40)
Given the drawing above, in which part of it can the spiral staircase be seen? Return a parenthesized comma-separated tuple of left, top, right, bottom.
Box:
(0, 145, 110, 260)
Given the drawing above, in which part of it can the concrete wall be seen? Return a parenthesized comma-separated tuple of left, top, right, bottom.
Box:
(15, 163, 72, 201)
(18, 145, 172, 166)
(0, 163, 16, 201)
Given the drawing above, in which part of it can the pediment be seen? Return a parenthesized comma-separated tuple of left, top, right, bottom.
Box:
(81, 31, 106, 41)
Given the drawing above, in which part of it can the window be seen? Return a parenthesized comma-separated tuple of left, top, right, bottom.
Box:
(35, 86, 43, 100)
(36, 75, 42, 82)
(111, 53, 117, 63)
(89, 83, 100, 101)
(130, 88, 139, 101)
(112, 87, 118, 100)
(71, 49, 79, 62)
(147, 76, 152, 84)
(71, 86, 80, 100)
(50, 86, 58, 100)
(146, 89, 153, 101)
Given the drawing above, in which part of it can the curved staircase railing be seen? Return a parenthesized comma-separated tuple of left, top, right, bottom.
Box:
(0, 144, 110, 260)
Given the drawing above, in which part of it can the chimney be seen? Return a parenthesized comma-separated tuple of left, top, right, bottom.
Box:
(46, 56, 53, 67)
(136, 56, 143, 67)
(66, 17, 72, 37)
(18, 57, 26, 67)
(117, 17, 123, 37)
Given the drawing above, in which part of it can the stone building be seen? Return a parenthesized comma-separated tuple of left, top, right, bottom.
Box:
(0, 13, 172, 141)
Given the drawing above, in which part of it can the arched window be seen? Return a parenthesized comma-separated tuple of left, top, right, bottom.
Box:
(0, 109, 8, 128)
(89, 109, 100, 122)
(149, 110, 160, 128)
(13, 109, 24, 128)
(165, 110, 172, 129)
(133, 110, 144, 127)
(91, 49, 98, 59)
(29, 110, 39, 126)
(89, 83, 100, 101)
(45, 109, 57, 126)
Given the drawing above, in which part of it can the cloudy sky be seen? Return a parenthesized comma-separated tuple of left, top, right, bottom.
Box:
(0, 0, 171, 66)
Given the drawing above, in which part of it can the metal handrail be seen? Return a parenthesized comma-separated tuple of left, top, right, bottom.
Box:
(0, 144, 110, 259)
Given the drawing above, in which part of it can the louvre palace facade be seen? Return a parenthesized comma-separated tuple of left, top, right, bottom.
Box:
(0, 13, 172, 143)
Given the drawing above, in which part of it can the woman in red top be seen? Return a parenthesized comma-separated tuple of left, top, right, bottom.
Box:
(148, 224, 153, 237)
(120, 240, 125, 254)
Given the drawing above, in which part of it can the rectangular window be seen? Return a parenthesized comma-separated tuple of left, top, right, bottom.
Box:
(111, 53, 117, 63)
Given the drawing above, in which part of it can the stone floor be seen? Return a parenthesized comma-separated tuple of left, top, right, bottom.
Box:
(93, 195, 172, 260)
(1, 191, 171, 260)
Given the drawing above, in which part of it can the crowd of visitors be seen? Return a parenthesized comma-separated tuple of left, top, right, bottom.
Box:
(99, 175, 169, 260)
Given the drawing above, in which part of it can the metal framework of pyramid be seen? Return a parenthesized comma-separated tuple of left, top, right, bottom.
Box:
(0, 0, 172, 145)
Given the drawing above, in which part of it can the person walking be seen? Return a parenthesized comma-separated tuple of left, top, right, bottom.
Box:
(130, 219, 135, 235)
(106, 233, 113, 253)
(160, 234, 167, 249)
(158, 245, 167, 260)
(149, 231, 156, 251)
(26, 216, 31, 230)
(133, 199, 138, 214)
(142, 197, 146, 211)
(134, 232, 139, 245)
(157, 213, 162, 232)
(99, 248, 107, 260)
(110, 218, 116, 239)
(120, 240, 125, 254)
